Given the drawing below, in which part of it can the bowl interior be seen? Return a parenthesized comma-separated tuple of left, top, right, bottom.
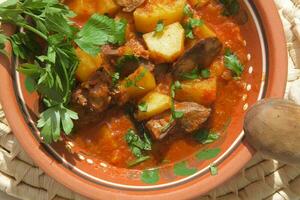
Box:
(13, 0, 265, 189)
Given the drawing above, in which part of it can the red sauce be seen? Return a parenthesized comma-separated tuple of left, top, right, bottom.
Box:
(65, 1, 247, 169)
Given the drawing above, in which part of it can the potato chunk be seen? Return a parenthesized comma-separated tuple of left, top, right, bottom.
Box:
(135, 91, 171, 121)
(75, 48, 102, 82)
(120, 66, 156, 98)
(66, 0, 119, 17)
(143, 22, 185, 63)
(96, 0, 120, 15)
(175, 77, 217, 106)
(134, 0, 186, 33)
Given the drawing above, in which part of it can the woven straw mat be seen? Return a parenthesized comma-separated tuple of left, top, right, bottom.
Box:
(1, 0, 300, 199)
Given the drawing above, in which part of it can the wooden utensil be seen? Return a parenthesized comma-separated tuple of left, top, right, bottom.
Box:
(244, 99, 300, 165)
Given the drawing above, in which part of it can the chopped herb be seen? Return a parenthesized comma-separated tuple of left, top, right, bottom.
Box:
(201, 69, 211, 78)
(181, 68, 210, 80)
(125, 129, 152, 166)
(128, 156, 150, 167)
(181, 69, 200, 80)
(210, 164, 218, 176)
(219, 0, 240, 16)
(184, 18, 203, 39)
(115, 54, 139, 73)
(174, 161, 197, 176)
(111, 72, 120, 86)
(224, 48, 244, 76)
(154, 20, 164, 35)
(170, 81, 183, 119)
(194, 129, 220, 144)
(161, 81, 184, 133)
(183, 4, 193, 18)
(138, 102, 148, 112)
(196, 148, 221, 161)
(125, 68, 147, 89)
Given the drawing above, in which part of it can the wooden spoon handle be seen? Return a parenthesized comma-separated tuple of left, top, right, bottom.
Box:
(244, 99, 300, 165)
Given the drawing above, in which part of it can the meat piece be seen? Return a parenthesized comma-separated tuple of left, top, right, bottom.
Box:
(173, 37, 222, 79)
(72, 68, 112, 112)
(115, 0, 145, 12)
(146, 102, 211, 140)
(175, 102, 211, 133)
(119, 38, 150, 59)
(146, 112, 176, 140)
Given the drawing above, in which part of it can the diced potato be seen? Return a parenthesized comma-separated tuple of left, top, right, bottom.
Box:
(175, 77, 217, 106)
(120, 66, 156, 98)
(135, 91, 171, 121)
(134, 0, 186, 33)
(194, 23, 216, 39)
(75, 48, 102, 82)
(188, 0, 210, 8)
(66, 0, 119, 17)
(96, 0, 120, 16)
(143, 22, 185, 63)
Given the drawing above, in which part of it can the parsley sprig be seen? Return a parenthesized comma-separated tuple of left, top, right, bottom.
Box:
(180, 68, 211, 80)
(224, 48, 244, 77)
(154, 20, 165, 36)
(125, 129, 152, 167)
(183, 4, 204, 39)
(161, 81, 184, 132)
(0, 0, 127, 143)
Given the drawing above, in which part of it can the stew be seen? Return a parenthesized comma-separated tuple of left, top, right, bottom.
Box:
(0, 0, 247, 169)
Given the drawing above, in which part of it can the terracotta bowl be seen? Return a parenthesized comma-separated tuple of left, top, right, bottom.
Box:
(0, 0, 287, 199)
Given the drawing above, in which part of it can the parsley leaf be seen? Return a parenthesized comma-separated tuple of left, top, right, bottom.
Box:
(75, 14, 127, 55)
(181, 68, 211, 80)
(201, 69, 211, 78)
(224, 48, 244, 76)
(210, 164, 218, 176)
(138, 102, 148, 112)
(219, 0, 240, 16)
(125, 68, 147, 89)
(37, 104, 78, 143)
(184, 18, 203, 39)
(111, 72, 120, 86)
(194, 129, 220, 144)
(183, 4, 193, 17)
(127, 156, 150, 167)
(154, 20, 164, 35)
(125, 129, 152, 166)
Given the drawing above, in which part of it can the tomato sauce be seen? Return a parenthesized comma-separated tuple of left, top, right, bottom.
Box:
(66, 1, 247, 169)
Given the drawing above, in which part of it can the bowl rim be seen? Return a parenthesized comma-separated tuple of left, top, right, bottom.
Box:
(0, 0, 287, 199)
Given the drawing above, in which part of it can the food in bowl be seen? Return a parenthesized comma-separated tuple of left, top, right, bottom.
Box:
(0, 0, 248, 169)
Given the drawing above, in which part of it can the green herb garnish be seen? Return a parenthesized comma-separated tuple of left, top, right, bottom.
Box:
(154, 20, 164, 36)
(0, 0, 127, 143)
(183, 4, 193, 17)
(219, 0, 240, 16)
(75, 14, 127, 55)
(194, 129, 220, 144)
(224, 48, 244, 77)
(125, 68, 147, 89)
(210, 164, 218, 176)
(111, 72, 120, 86)
(128, 156, 150, 167)
(181, 68, 211, 80)
(138, 102, 148, 112)
(125, 129, 152, 166)
(184, 18, 204, 39)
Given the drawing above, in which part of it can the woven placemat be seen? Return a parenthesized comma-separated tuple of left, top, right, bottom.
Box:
(1, 0, 300, 199)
